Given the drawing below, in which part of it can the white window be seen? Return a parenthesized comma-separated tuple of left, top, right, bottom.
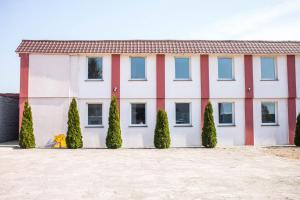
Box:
(88, 57, 103, 79)
(175, 57, 190, 80)
(218, 103, 234, 125)
(261, 102, 277, 124)
(131, 57, 146, 80)
(218, 57, 233, 80)
(261, 57, 276, 80)
(131, 103, 146, 125)
(175, 103, 191, 125)
(88, 104, 102, 125)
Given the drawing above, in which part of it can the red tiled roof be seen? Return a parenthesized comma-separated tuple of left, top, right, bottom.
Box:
(15, 40, 300, 54)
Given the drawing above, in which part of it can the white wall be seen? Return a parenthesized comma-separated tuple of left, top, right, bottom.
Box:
(209, 55, 245, 98)
(253, 99, 289, 145)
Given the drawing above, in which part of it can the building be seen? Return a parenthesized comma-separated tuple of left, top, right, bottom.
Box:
(15, 40, 300, 148)
(0, 93, 19, 143)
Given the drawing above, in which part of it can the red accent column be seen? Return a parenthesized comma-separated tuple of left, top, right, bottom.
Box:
(19, 53, 29, 130)
(244, 55, 254, 145)
(156, 54, 165, 111)
(111, 54, 120, 111)
(200, 55, 209, 127)
(287, 55, 296, 145)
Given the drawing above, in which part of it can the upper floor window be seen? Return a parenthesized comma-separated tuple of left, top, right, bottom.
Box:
(131, 57, 146, 80)
(218, 58, 233, 80)
(175, 103, 191, 125)
(131, 103, 146, 125)
(261, 57, 276, 80)
(175, 58, 190, 80)
(88, 104, 102, 125)
(218, 103, 234, 125)
(88, 57, 103, 79)
(261, 102, 277, 124)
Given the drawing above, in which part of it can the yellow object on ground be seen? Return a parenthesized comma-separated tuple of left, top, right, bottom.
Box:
(53, 134, 67, 148)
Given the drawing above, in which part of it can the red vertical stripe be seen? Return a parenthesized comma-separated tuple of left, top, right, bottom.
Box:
(200, 55, 209, 127)
(156, 54, 165, 111)
(111, 54, 120, 111)
(19, 53, 29, 130)
(287, 55, 296, 145)
(244, 55, 254, 145)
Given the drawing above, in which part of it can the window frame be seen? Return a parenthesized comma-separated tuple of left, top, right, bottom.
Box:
(129, 103, 147, 127)
(174, 56, 191, 81)
(218, 102, 235, 126)
(86, 57, 103, 81)
(130, 56, 147, 81)
(175, 102, 192, 126)
(217, 57, 235, 81)
(261, 101, 278, 125)
(260, 56, 278, 81)
(86, 102, 103, 128)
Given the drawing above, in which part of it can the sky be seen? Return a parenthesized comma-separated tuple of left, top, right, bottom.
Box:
(0, 0, 300, 93)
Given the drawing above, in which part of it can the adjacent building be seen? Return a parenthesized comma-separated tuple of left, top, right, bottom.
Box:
(15, 40, 300, 148)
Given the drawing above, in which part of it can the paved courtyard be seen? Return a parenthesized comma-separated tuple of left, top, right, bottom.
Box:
(0, 145, 299, 200)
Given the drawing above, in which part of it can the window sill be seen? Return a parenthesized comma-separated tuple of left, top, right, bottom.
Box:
(85, 125, 104, 128)
(260, 79, 279, 81)
(261, 124, 280, 127)
(174, 124, 193, 127)
(85, 79, 104, 82)
(173, 79, 192, 81)
(128, 79, 148, 81)
(217, 79, 236, 81)
(218, 124, 236, 127)
(129, 125, 148, 127)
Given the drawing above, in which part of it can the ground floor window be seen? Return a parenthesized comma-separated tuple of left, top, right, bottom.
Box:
(261, 102, 277, 124)
(175, 103, 191, 125)
(88, 104, 102, 125)
(218, 102, 234, 125)
(131, 103, 146, 125)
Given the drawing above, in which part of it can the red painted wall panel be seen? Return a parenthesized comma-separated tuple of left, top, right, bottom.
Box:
(287, 55, 296, 145)
(111, 54, 120, 111)
(19, 53, 29, 130)
(200, 55, 209, 128)
(156, 54, 165, 111)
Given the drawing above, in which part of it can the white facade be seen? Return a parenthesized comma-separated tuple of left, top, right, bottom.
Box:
(27, 53, 296, 147)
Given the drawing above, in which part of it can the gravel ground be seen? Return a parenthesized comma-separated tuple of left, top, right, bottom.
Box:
(0, 145, 299, 200)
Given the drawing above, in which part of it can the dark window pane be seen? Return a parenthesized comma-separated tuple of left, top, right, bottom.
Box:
(219, 103, 233, 124)
(88, 58, 103, 79)
(261, 103, 276, 123)
(218, 58, 233, 79)
(176, 103, 190, 124)
(261, 57, 275, 80)
(131, 104, 146, 124)
(131, 57, 145, 79)
(88, 104, 102, 125)
(175, 58, 190, 79)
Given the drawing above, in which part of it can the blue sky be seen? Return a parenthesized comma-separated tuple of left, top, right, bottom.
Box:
(1, 0, 300, 93)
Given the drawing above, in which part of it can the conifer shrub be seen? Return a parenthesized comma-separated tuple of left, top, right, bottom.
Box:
(294, 113, 300, 146)
(19, 101, 35, 148)
(202, 101, 217, 148)
(154, 109, 171, 149)
(106, 96, 122, 149)
(66, 98, 83, 149)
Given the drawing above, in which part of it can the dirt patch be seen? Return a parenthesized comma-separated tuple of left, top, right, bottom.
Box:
(263, 146, 300, 160)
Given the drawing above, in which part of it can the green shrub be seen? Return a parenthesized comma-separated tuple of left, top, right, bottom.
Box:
(294, 113, 300, 146)
(66, 98, 83, 149)
(106, 96, 122, 149)
(154, 110, 171, 149)
(202, 101, 217, 148)
(19, 101, 35, 148)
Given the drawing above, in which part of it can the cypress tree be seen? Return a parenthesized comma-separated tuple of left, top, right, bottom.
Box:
(66, 98, 83, 149)
(106, 96, 122, 149)
(154, 110, 171, 149)
(19, 101, 35, 148)
(294, 113, 300, 146)
(202, 101, 217, 148)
